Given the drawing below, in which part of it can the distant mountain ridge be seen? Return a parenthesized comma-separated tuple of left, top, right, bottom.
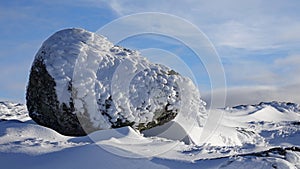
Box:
(232, 101, 300, 112)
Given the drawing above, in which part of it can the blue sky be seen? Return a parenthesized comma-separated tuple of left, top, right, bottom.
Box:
(1, 0, 300, 107)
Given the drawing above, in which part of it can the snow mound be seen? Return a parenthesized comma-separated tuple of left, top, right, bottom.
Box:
(249, 105, 300, 122)
(0, 120, 89, 155)
(1, 101, 300, 168)
(0, 101, 29, 122)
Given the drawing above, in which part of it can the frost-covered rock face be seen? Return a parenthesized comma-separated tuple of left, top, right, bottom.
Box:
(26, 28, 206, 136)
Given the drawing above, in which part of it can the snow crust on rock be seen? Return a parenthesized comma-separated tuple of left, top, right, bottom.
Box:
(35, 28, 206, 130)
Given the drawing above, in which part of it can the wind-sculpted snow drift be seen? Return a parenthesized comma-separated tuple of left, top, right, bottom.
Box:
(26, 28, 206, 136)
(1, 101, 300, 169)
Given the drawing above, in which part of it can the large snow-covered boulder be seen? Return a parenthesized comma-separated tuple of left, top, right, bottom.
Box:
(26, 28, 206, 136)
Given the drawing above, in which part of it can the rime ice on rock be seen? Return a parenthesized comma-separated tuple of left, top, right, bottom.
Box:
(26, 28, 206, 136)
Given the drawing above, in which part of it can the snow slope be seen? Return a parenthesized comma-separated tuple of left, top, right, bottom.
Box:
(0, 101, 300, 169)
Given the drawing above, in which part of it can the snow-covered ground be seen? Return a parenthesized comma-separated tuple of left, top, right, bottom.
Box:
(1, 101, 300, 169)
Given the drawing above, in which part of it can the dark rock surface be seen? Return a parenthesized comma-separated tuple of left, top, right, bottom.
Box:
(26, 59, 86, 136)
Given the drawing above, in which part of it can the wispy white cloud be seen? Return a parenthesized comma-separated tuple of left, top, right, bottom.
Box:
(273, 54, 300, 84)
(223, 59, 279, 85)
(222, 52, 300, 88)
(274, 54, 300, 66)
(203, 84, 300, 108)
(100, 0, 300, 51)
(1, 0, 299, 105)
(97, 0, 300, 106)
(207, 21, 283, 51)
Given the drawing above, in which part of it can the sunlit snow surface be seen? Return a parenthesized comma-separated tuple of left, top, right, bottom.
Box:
(1, 101, 300, 169)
